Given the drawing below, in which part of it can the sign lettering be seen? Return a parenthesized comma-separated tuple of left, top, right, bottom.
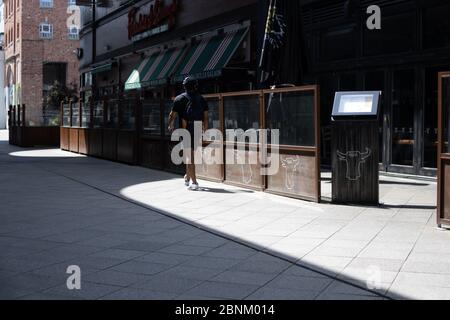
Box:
(128, 0, 179, 40)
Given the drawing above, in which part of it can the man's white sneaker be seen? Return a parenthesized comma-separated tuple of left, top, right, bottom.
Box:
(184, 179, 190, 187)
(189, 183, 199, 191)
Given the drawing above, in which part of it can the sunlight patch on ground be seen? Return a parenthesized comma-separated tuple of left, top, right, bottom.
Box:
(9, 148, 86, 158)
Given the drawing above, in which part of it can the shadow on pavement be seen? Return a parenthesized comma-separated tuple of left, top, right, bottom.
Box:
(198, 187, 254, 194)
(0, 136, 407, 300)
(379, 180, 430, 187)
(380, 204, 436, 210)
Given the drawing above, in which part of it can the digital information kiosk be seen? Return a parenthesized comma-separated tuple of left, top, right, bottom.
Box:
(331, 91, 381, 205)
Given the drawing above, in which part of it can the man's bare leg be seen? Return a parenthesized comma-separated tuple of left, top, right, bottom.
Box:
(184, 147, 191, 185)
(184, 170, 190, 183)
(189, 163, 198, 185)
(186, 149, 198, 186)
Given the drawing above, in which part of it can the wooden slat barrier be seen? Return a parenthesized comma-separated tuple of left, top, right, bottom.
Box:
(64, 85, 321, 203)
(9, 103, 59, 147)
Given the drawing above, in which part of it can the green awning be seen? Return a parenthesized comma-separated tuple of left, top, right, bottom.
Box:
(172, 27, 249, 83)
(124, 54, 158, 90)
(90, 63, 113, 74)
(125, 46, 187, 90)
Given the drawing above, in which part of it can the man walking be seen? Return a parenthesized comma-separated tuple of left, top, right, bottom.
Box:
(168, 77, 209, 190)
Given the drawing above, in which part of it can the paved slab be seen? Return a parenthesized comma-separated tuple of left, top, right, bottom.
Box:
(0, 130, 448, 300)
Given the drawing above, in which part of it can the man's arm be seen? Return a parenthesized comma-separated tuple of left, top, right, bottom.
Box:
(168, 110, 178, 132)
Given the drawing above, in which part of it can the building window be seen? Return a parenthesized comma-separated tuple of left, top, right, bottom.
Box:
(39, 23, 53, 39)
(40, 0, 53, 8)
(68, 0, 76, 5)
(68, 26, 79, 40)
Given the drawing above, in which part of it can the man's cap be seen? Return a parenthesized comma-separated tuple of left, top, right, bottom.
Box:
(183, 77, 197, 86)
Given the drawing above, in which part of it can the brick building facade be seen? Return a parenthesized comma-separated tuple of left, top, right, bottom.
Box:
(4, 0, 80, 125)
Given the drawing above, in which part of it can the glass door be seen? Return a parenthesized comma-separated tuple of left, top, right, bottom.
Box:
(422, 65, 449, 173)
(390, 69, 416, 171)
(364, 71, 386, 169)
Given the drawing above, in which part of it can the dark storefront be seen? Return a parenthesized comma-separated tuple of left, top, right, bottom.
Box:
(300, 0, 450, 177)
(78, 0, 258, 97)
(72, 0, 259, 168)
(68, 0, 450, 184)
(62, 0, 322, 202)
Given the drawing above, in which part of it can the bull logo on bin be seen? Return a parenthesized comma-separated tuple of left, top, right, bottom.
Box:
(337, 148, 372, 181)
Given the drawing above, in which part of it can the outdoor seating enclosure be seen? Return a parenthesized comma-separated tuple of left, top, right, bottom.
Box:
(8, 105, 60, 147)
(438, 72, 450, 227)
(61, 85, 321, 202)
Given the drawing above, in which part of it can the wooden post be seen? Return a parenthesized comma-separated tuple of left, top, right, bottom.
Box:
(437, 73, 443, 227)
(89, 97, 94, 128)
(315, 85, 321, 202)
(60, 101, 64, 126)
(259, 90, 266, 191)
(21, 104, 26, 127)
(219, 94, 225, 182)
(17, 105, 21, 126)
(79, 98, 82, 128)
(8, 105, 11, 128)
(69, 100, 73, 127)
(12, 105, 16, 127)
(103, 99, 107, 127)
(118, 98, 123, 129)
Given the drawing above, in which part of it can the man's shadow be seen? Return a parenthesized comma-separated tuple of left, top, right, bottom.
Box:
(195, 187, 254, 194)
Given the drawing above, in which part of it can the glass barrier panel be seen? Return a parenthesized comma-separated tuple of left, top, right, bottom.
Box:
(81, 102, 90, 128)
(143, 100, 161, 136)
(444, 77, 450, 153)
(93, 101, 104, 128)
(43, 109, 60, 126)
(224, 95, 260, 142)
(121, 99, 136, 130)
(106, 100, 119, 128)
(265, 90, 316, 147)
(71, 103, 80, 127)
(62, 103, 71, 127)
(205, 97, 220, 131)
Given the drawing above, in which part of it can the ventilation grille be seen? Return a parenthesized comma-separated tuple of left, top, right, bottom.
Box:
(302, 0, 415, 27)
(302, 2, 346, 26)
(360, 0, 412, 8)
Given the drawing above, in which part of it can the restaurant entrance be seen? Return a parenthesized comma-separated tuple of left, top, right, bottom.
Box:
(320, 65, 448, 177)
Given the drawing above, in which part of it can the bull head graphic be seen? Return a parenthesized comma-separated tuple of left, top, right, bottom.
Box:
(234, 150, 253, 184)
(337, 148, 372, 181)
(201, 148, 209, 174)
(281, 156, 301, 190)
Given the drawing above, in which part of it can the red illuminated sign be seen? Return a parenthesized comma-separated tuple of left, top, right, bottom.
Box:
(128, 0, 179, 40)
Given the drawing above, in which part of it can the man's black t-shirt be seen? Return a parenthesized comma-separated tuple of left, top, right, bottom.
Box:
(172, 92, 209, 125)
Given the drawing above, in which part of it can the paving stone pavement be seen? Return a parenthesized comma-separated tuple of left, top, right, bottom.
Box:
(0, 130, 448, 300)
